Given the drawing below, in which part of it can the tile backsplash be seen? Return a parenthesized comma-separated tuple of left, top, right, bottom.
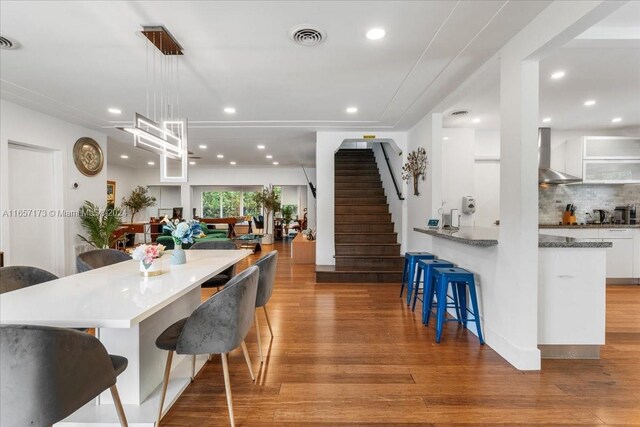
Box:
(539, 184, 640, 224)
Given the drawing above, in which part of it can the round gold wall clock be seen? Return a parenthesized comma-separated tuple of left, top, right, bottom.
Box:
(73, 137, 104, 176)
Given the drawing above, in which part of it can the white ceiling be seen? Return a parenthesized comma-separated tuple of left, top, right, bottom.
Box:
(0, 0, 553, 167)
(443, 1, 640, 132)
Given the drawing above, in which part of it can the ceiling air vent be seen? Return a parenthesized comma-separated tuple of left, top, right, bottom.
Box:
(289, 25, 326, 46)
(450, 109, 470, 117)
(0, 35, 19, 50)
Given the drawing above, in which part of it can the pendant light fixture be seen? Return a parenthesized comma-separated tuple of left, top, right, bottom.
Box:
(118, 26, 188, 182)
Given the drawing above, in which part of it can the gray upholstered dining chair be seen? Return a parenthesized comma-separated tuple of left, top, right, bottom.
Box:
(0, 325, 129, 427)
(190, 240, 239, 288)
(252, 251, 278, 363)
(0, 265, 58, 294)
(76, 248, 132, 273)
(155, 266, 259, 427)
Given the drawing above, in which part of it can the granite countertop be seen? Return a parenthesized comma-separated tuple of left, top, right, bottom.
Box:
(538, 234, 612, 248)
(539, 224, 639, 229)
(414, 227, 499, 247)
(414, 226, 613, 248)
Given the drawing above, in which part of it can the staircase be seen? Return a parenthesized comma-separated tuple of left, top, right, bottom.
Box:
(316, 149, 403, 283)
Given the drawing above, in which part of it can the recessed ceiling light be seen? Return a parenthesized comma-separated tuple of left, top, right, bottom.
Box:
(108, 108, 122, 115)
(217, 154, 224, 158)
(542, 117, 552, 123)
(147, 161, 155, 166)
(230, 161, 236, 165)
(584, 99, 596, 106)
(366, 28, 386, 40)
(257, 145, 265, 149)
(346, 107, 358, 113)
(273, 162, 279, 165)
(443, 137, 449, 140)
(266, 155, 273, 159)
(199, 145, 207, 149)
(224, 107, 236, 114)
(611, 117, 622, 123)
(472, 118, 481, 123)
(551, 70, 565, 80)
(120, 155, 129, 159)
(189, 161, 196, 165)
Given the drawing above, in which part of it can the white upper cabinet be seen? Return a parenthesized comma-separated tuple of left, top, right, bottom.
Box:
(565, 136, 640, 184)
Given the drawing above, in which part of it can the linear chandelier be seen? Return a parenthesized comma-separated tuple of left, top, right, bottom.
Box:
(118, 26, 188, 182)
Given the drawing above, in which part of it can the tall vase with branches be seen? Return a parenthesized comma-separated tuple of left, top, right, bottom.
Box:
(121, 186, 156, 223)
(253, 185, 281, 242)
(402, 147, 428, 196)
(77, 201, 123, 248)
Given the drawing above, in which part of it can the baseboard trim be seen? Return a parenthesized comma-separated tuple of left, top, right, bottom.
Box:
(539, 344, 600, 359)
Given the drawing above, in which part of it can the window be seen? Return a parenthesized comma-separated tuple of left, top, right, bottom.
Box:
(221, 191, 241, 217)
(202, 192, 221, 218)
(202, 191, 241, 218)
(242, 192, 260, 217)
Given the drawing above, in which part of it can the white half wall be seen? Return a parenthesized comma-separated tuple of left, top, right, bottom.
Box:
(0, 99, 108, 275)
(316, 131, 408, 265)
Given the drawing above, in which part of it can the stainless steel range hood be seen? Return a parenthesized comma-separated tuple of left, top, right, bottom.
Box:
(538, 127, 582, 184)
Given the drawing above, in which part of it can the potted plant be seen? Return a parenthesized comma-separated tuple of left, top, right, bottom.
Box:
(280, 205, 295, 235)
(77, 200, 123, 248)
(252, 185, 281, 244)
(122, 186, 156, 223)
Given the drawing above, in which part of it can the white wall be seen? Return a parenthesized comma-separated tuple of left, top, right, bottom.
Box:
(442, 128, 476, 227)
(473, 130, 501, 227)
(405, 113, 442, 252)
(315, 131, 408, 265)
(107, 162, 137, 208)
(0, 100, 108, 275)
(129, 165, 316, 227)
(371, 142, 404, 249)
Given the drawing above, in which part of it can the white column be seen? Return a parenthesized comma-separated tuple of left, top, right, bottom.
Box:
(493, 57, 541, 370)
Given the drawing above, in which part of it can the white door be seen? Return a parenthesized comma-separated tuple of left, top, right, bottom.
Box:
(8, 143, 60, 275)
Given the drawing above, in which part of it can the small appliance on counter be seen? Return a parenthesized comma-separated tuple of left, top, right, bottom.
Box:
(614, 205, 637, 225)
(593, 209, 607, 224)
(562, 204, 577, 225)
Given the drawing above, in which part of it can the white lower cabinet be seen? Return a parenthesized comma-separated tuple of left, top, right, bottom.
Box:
(598, 228, 634, 279)
(539, 227, 638, 279)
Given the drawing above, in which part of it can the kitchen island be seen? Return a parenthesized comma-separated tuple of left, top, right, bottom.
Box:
(414, 226, 611, 363)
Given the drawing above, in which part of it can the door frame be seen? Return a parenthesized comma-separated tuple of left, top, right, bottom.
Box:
(6, 141, 65, 276)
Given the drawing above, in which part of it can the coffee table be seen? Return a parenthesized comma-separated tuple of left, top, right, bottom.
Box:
(234, 234, 262, 253)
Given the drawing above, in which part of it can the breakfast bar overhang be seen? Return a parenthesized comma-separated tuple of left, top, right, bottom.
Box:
(414, 227, 611, 368)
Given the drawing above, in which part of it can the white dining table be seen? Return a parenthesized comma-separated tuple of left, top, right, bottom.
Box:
(0, 248, 251, 426)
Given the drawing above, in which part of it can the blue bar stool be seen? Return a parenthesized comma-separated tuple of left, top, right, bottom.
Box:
(431, 267, 484, 345)
(400, 252, 435, 305)
(411, 258, 455, 315)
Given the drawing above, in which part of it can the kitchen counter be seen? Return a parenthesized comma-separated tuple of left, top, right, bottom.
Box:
(540, 224, 639, 229)
(414, 227, 612, 248)
(414, 226, 498, 246)
(538, 234, 612, 248)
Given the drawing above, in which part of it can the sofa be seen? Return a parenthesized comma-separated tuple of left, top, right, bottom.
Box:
(156, 223, 228, 249)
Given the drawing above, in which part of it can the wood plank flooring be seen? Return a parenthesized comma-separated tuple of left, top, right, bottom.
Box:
(161, 241, 640, 426)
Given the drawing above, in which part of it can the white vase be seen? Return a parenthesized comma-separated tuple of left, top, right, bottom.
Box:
(140, 259, 162, 277)
(171, 244, 187, 265)
(261, 234, 274, 245)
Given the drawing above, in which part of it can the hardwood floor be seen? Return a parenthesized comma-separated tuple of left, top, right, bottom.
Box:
(162, 241, 640, 426)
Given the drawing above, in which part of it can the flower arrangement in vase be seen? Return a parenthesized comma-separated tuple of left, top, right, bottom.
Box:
(132, 244, 166, 277)
(161, 217, 203, 264)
